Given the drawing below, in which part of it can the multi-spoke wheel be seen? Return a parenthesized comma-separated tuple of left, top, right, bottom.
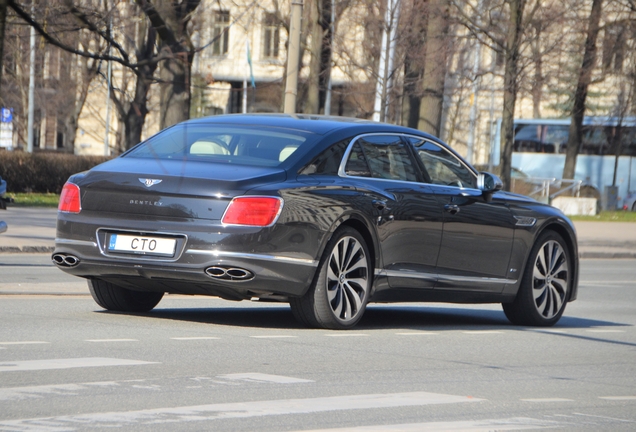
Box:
(503, 231, 571, 326)
(290, 226, 372, 329)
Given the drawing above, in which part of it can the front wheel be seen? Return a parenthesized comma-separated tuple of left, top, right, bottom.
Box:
(290, 226, 372, 329)
(503, 231, 571, 326)
(88, 279, 164, 312)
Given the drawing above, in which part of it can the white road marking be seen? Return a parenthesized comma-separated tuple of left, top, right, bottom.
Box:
(462, 331, 504, 334)
(324, 333, 369, 337)
(395, 332, 438, 336)
(521, 398, 573, 402)
(85, 339, 138, 342)
(249, 335, 298, 339)
(599, 396, 636, 401)
(170, 337, 220, 340)
(586, 329, 626, 333)
(0, 341, 50, 345)
(295, 417, 561, 431)
(217, 373, 313, 384)
(0, 382, 120, 401)
(0, 358, 156, 373)
(0, 391, 482, 430)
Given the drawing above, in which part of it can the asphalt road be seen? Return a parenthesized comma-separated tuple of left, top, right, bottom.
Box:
(0, 257, 635, 431)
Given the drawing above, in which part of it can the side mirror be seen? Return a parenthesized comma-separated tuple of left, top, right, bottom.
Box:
(478, 172, 503, 194)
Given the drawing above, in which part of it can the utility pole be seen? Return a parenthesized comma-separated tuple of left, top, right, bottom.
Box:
(284, 0, 303, 114)
(26, 0, 35, 153)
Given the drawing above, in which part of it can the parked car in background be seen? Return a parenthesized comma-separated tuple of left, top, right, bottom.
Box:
(53, 114, 579, 329)
(624, 191, 636, 211)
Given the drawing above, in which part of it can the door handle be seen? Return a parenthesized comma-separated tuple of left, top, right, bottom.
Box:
(444, 204, 460, 215)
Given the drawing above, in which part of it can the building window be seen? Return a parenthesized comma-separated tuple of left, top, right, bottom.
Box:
(602, 24, 626, 73)
(212, 10, 230, 56)
(262, 13, 280, 59)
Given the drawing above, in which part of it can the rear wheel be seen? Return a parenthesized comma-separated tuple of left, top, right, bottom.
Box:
(290, 226, 372, 330)
(88, 279, 164, 312)
(503, 231, 571, 326)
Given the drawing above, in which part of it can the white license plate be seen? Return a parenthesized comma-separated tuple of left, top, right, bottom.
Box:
(107, 234, 176, 256)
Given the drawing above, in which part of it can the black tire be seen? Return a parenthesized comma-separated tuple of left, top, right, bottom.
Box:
(632, 202, 636, 212)
(88, 279, 164, 312)
(290, 226, 372, 330)
(503, 231, 571, 326)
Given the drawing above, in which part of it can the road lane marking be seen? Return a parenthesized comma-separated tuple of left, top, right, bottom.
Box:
(0, 341, 50, 345)
(324, 333, 369, 337)
(0, 382, 120, 401)
(462, 331, 504, 334)
(395, 332, 438, 336)
(216, 373, 313, 384)
(0, 391, 482, 430)
(599, 396, 636, 401)
(521, 398, 573, 402)
(170, 337, 220, 340)
(85, 339, 138, 342)
(295, 417, 561, 431)
(250, 335, 298, 339)
(0, 358, 156, 373)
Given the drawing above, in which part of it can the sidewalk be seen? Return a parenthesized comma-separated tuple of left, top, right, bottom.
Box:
(0, 206, 635, 258)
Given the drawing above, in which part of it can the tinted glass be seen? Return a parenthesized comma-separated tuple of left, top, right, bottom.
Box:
(345, 142, 372, 177)
(125, 124, 312, 167)
(348, 135, 418, 182)
(300, 139, 350, 175)
(410, 139, 476, 188)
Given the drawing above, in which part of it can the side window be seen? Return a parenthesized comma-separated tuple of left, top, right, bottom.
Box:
(300, 139, 350, 175)
(409, 138, 476, 188)
(347, 135, 418, 182)
(344, 142, 372, 177)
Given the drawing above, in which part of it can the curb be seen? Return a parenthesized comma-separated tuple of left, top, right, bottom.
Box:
(0, 246, 55, 253)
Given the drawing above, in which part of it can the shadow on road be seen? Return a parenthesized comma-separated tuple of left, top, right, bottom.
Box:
(96, 303, 628, 331)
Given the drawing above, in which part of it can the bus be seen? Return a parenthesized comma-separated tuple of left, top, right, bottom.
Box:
(491, 117, 636, 208)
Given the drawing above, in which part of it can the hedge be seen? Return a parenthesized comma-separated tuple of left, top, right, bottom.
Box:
(0, 151, 111, 194)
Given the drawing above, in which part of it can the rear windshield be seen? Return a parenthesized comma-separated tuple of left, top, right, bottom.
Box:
(124, 124, 314, 167)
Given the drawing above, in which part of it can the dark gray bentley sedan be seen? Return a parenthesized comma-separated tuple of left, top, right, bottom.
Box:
(53, 114, 578, 329)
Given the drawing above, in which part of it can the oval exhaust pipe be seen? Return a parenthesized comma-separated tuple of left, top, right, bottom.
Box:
(205, 266, 253, 281)
(52, 253, 80, 267)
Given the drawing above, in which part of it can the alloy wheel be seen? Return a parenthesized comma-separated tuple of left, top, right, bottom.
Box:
(532, 240, 569, 319)
(325, 235, 369, 322)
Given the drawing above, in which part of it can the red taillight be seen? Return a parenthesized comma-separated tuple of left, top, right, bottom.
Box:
(58, 182, 81, 213)
(222, 197, 283, 226)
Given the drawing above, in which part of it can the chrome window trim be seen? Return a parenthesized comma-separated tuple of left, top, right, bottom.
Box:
(337, 133, 480, 191)
(187, 249, 318, 267)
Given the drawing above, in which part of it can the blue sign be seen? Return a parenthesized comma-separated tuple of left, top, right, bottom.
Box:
(1, 108, 12, 123)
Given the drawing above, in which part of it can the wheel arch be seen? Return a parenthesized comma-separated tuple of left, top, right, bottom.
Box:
(321, 213, 379, 274)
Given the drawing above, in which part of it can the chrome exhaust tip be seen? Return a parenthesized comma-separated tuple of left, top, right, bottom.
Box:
(52, 253, 80, 267)
(205, 266, 254, 281)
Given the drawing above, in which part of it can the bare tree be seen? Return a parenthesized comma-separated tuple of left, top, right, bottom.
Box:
(562, 0, 603, 180)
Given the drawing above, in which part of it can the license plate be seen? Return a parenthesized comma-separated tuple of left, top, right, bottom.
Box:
(107, 234, 176, 256)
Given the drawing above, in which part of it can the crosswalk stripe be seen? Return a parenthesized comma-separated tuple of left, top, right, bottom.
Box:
(0, 358, 156, 373)
(170, 337, 220, 340)
(217, 373, 313, 384)
(295, 417, 561, 431)
(0, 341, 50, 345)
(85, 339, 138, 342)
(0, 391, 482, 430)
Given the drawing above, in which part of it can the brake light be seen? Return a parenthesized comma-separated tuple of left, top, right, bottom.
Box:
(222, 197, 283, 226)
(58, 182, 81, 213)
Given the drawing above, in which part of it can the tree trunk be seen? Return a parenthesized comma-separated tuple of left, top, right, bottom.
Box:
(402, 58, 422, 128)
(499, 0, 526, 191)
(64, 56, 98, 153)
(417, 0, 449, 137)
(158, 51, 191, 128)
(562, 0, 603, 180)
(0, 0, 8, 100)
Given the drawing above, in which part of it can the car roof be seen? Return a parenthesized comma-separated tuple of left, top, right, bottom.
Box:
(185, 113, 436, 138)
